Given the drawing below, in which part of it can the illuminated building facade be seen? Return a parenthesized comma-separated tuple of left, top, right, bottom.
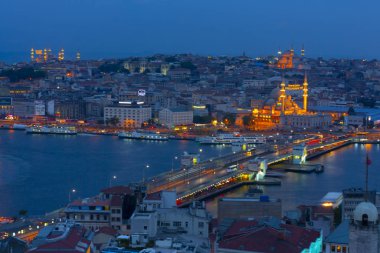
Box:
(277, 50, 294, 69)
(251, 75, 331, 130)
(159, 108, 193, 128)
(104, 101, 152, 128)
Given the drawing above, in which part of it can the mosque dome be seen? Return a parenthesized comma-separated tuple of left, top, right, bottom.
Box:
(269, 87, 281, 99)
(354, 201, 378, 223)
(264, 98, 276, 106)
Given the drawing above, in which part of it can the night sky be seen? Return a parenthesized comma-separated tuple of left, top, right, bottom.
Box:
(1, 0, 380, 61)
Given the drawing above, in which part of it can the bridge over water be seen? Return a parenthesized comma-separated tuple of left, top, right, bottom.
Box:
(145, 137, 354, 206)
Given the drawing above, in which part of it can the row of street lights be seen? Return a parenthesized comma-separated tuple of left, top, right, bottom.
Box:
(69, 149, 206, 203)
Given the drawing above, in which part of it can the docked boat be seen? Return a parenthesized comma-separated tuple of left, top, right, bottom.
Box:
(118, 131, 168, 141)
(26, 125, 77, 135)
(13, 124, 27, 130)
(196, 132, 266, 145)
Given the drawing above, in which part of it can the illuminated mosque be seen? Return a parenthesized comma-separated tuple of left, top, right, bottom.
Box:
(30, 48, 80, 62)
(276, 46, 306, 70)
(252, 74, 331, 130)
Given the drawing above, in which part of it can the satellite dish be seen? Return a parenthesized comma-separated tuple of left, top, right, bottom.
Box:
(138, 89, 146, 96)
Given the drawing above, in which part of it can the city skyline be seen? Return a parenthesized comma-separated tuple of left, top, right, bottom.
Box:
(1, 0, 380, 62)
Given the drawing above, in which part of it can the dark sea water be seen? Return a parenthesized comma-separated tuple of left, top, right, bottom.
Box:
(0, 131, 229, 216)
(205, 143, 380, 215)
(1, 130, 379, 217)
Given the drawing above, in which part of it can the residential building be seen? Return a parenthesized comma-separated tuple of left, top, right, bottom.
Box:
(325, 220, 349, 253)
(280, 113, 332, 129)
(216, 217, 322, 253)
(27, 222, 94, 253)
(159, 108, 193, 127)
(342, 188, 377, 220)
(65, 186, 137, 232)
(104, 102, 151, 128)
(217, 196, 282, 223)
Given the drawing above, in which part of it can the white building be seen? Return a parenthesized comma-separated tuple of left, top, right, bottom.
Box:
(104, 102, 152, 128)
(130, 191, 211, 244)
(159, 108, 193, 128)
(242, 79, 267, 89)
(280, 114, 332, 129)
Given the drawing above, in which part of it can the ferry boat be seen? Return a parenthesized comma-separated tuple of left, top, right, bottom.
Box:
(26, 125, 77, 135)
(196, 132, 266, 145)
(118, 131, 168, 141)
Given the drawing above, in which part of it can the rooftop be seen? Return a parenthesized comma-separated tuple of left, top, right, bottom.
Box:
(218, 218, 321, 253)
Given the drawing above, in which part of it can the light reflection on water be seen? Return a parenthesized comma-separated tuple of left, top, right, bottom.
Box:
(0, 131, 232, 216)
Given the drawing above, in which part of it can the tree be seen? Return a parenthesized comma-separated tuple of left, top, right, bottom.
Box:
(348, 107, 355, 115)
(165, 56, 177, 63)
(193, 115, 212, 124)
(223, 113, 236, 126)
(180, 61, 196, 71)
(0, 67, 46, 82)
(19, 209, 28, 217)
(98, 62, 129, 74)
(242, 115, 253, 127)
(107, 116, 120, 126)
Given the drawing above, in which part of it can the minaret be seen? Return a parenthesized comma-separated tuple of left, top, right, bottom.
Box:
(43, 48, 48, 62)
(76, 51, 81, 61)
(58, 48, 65, 61)
(30, 48, 34, 62)
(290, 45, 294, 55)
(280, 78, 286, 113)
(277, 48, 282, 56)
(301, 44, 305, 57)
(303, 73, 308, 112)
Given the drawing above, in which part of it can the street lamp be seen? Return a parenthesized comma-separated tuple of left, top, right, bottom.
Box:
(143, 164, 149, 183)
(109, 175, 117, 187)
(171, 156, 178, 172)
(68, 189, 76, 202)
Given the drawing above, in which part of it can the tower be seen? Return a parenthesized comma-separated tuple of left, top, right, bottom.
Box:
(76, 51, 81, 61)
(290, 45, 294, 55)
(280, 78, 286, 113)
(301, 44, 305, 57)
(31, 48, 34, 62)
(43, 48, 48, 62)
(58, 48, 64, 61)
(303, 73, 308, 112)
(349, 202, 379, 253)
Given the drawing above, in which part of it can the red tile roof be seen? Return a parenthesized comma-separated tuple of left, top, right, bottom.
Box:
(110, 196, 123, 207)
(145, 191, 162, 201)
(96, 226, 117, 236)
(69, 198, 110, 207)
(28, 226, 93, 253)
(218, 220, 320, 253)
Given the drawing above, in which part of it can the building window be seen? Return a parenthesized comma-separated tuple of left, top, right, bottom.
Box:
(173, 221, 182, 227)
(198, 222, 204, 228)
(331, 245, 336, 252)
(90, 215, 93, 220)
(185, 222, 188, 228)
(144, 226, 148, 230)
(342, 246, 347, 253)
